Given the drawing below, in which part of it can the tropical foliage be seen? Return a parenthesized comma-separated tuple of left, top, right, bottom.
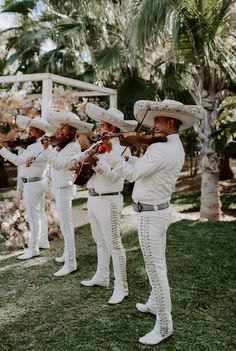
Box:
(129, 0, 236, 219)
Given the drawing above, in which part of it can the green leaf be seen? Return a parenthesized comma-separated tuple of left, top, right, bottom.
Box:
(94, 47, 122, 69)
(2, 0, 36, 15)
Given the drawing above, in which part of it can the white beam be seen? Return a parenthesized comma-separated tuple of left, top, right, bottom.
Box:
(49, 74, 116, 95)
(41, 79, 53, 118)
(0, 73, 49, 84)
(109, 94, 117, 108)
(0, 73, 117, 95)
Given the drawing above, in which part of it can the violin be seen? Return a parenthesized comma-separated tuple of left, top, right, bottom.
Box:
(0, 136, 37, 149)
(90, 131, 167, 147)
(74, 132, 167, 187)
(41, 131, 75, 148)
(74, 141, 105, 187)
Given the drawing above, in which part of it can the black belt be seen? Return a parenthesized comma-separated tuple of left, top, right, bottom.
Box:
(133, 202, 169, 212)
(88, 188, 120, 197)
(22, 177, 44, 183)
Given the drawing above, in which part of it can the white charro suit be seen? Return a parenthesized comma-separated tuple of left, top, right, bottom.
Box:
(107, 134, 185, 336)
(42, 141, 81, 272)
(85, 138, 131, 299)
(0, 138, 49, 252)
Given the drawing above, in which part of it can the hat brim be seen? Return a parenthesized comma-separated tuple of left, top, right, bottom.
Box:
(47, 111, 94, 133)
(16, 115, 55, 134)
(134, 101, 204, 131)
(86, 103, 138, 132)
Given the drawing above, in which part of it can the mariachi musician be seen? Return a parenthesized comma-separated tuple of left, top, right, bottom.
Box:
(101, 99, 203, 345)
(0, 115, 54, 259)
(69, 104, 137, 304)
(27, 111, 93, 277)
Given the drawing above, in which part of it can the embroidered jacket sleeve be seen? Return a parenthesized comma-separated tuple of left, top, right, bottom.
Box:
(108, 144, 166, 183)
(42, 143, 82, 170)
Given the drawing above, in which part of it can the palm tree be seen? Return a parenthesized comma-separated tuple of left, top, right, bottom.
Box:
(129, 0, 236, 220)
(1, 0, 154, 117)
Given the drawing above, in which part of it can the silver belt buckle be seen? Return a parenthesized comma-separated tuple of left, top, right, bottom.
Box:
(137, 202, 143, 212)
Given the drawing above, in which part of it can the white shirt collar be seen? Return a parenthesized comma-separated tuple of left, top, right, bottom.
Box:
(167, 134, 179, 141)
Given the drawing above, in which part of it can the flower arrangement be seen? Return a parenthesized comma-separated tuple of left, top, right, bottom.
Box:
(0, 197, 61, 251)
(0, 199, 29, 250)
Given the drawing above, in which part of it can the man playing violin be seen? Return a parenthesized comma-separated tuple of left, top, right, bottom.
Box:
(37, 111, 93, 277)
(69, 103, 137, 304)
(101, 99, 203, 345)
(0, 116, 54, 259)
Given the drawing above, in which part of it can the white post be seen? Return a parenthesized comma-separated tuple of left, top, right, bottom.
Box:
(41, 78, 53, 118)
(109, 94, 117, 108)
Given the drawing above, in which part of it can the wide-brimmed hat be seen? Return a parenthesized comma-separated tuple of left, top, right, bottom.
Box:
(85, 103, 138, 132)
(134, 99, 204, 131)
(47, 111, 94, 133)
(16, 115, 55, 134)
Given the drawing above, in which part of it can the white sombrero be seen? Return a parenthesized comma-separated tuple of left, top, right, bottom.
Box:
(16, 115, 55, 134)
(134, 99, 204, 131)
(47, 111, 94, 133)
(85, 103, 138, 132)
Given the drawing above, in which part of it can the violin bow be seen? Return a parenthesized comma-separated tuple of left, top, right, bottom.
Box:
(16, 115, 36, 139)
(121, 107, 150, 156)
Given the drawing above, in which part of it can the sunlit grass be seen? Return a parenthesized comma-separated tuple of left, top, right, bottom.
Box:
(0, 220, 235, 350)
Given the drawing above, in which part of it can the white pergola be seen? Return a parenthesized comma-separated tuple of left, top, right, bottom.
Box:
(0, 73, 117, 117)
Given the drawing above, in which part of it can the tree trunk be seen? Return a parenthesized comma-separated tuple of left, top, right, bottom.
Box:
(200, 166, 221, 220)
(194, 89, 222, 220)
(198, 132, 222, 221)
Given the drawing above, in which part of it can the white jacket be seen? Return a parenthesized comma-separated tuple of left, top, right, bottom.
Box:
(87, 138, 131, 193)
(42, 141, 82, 189)
(0, 138, 48, 178)
(108, 134, 185, 204)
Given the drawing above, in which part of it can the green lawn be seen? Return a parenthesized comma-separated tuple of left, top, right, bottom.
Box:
(0, 220, 235, 351)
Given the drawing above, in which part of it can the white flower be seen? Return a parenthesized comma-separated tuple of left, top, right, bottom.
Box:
(5, 202, 13, 210)
(18, 223, 27, 231)
(1, 221, 10, 229)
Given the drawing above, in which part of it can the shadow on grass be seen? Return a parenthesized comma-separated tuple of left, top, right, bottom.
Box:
(0, 221, 236, 350)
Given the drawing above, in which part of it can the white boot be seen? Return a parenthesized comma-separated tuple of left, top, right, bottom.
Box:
(55, 255, 65, 263)
(108, 288, 128, 304)
(39, 240, 50, 249)
(136, 303, 156, 315)
(139, 329, 173, 345)
(108, 253, 128, 304)
(54, 263, 77, 277)
(81, 275, 109, 287)
(81, 246, 110, 287)
(17, 248, 40, 260)
(139, 316, 173, 345)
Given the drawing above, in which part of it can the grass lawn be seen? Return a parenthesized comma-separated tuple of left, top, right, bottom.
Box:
(0, 219, 235, 351)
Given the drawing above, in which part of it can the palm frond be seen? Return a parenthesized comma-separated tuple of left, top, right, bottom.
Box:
(1, 0, 36, 15)
(94, 47, 123, 69)
(56, 23, 83, 36)
(219, 96, 236, 112)
(128, 0, 172, 50)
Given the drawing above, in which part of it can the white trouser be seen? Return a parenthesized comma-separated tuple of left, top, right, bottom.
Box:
(38, 195, 48, 246)
(53, 185, 76, 269)
(23, 178, 48, 250)
(138, 207, 172, 336)
(87, 194, 128, 292)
